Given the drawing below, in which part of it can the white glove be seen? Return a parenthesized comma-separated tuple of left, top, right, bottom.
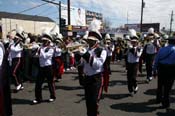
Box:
(79, 47, 87, 55)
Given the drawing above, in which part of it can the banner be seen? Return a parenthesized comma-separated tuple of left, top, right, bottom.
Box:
(61, 4, 86, 26)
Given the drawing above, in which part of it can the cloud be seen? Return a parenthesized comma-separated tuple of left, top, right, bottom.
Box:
(2, 0, 175, 29)
(71, 0, 175, 29)
(27, 1, 41, 7)
(9, 0, 40, 7)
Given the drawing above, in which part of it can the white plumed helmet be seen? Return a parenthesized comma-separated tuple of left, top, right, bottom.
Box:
(15, 26, 25, 40)
(42, 28, 51, 36)
(41, 28, 53, 41)
(125, 35, 130, 40)
(88, 19, 101, 32)
(148, 27, 154, 34)
(105, 33, 111, 40)
(129, 29, 138, 41)
(16, 26, 24, 35)
(87, 19, 102, 41)
(50, 24, 60, 36)
(58, 33, 63, 39)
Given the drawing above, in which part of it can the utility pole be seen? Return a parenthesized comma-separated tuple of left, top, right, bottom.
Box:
(127, 11, 129, 25)
(170, 10, 174, 36)
(140, 0, 145, 33)
(59, 1, 61, 33)
(67, 0, 73, 36)
(42, 0, 61, 31)
(67, 0, 71, 25)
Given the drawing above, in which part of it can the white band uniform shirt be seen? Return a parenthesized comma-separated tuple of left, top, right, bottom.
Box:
(39, 46, 54, 67)
(146, 42, 157, 54)
(82, 48, 107, 76)
(9, 43, 23, 59)
(106, 44, 114, 57)
(127, 47, 142, 63)
(54, 46, 62, 57)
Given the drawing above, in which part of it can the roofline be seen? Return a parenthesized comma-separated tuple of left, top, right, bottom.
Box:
(0, 11, 55, 22)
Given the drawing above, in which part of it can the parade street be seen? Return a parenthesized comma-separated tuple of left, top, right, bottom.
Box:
(12, 62, 175, 116)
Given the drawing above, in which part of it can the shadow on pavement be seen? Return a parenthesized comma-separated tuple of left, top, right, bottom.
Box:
(110, 99, 159, 113)
(108, 80, 127, 87)
(55, 85, 83, 91)
(102, 93, 130, 100)
(156, 108, 175, 116)
(111, 70, 125, 73)
(144, 89, 175, 96)
(137, 73, 147, 78)
(75, 94, 85, 103)
(12, 98, 32, 105)
(144, 89, 157, 96)
(64, 71, 78, 74)
(72, 76, 79, 81)
(13, 98, 51, 105)
(137, 80, 148, 84)
(41, 85, 83, 91)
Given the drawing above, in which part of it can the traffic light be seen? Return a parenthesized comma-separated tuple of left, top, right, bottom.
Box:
(60, 18, 66, 28)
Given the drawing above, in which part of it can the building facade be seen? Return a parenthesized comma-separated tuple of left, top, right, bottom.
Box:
(0, 12, 55, 39)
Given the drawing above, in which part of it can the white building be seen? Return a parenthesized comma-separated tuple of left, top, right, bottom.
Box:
(0, 12, 56, 39)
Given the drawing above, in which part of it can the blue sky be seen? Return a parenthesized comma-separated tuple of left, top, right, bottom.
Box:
(0, 0, 175, 30)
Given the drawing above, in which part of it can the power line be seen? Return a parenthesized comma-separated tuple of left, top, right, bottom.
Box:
(35, 6, 54, 16)
(40, 11, 58, 16)
(17, 0, 55, 14)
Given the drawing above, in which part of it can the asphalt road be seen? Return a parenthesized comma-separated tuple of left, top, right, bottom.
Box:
(12, 61, 175, 116)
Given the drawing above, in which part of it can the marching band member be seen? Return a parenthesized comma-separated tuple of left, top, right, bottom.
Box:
(78, 18, 107, 116)
(53, 34, 64, 82)
(32, 28, 56, 104)
(0, 41, 5, 116)
(127, 29, 142, 96)
(142, 28, 159, 83)
(104, 33, 114, 74)
(8, 26, 24, 91)
(50, 25, 64, 82)
(0, 41, 12, 116)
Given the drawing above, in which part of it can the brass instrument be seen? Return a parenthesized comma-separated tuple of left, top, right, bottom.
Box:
(23, 43, 33, 49)
(66, 42, 87, 53)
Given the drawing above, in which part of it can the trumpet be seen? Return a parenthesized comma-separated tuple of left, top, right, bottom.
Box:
(66, 43, 88, 53)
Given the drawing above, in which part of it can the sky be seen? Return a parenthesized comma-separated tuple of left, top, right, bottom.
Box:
(0, 0, 175, 30)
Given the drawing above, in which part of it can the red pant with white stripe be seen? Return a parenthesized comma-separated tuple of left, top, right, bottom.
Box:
(11, 58, 22, 86)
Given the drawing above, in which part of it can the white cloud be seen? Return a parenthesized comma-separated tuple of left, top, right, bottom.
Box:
(27, 1, 40, 7)
(4, 0, 175, 30)
(71, 0, 175, 29)
(10, 0, 40, 7)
